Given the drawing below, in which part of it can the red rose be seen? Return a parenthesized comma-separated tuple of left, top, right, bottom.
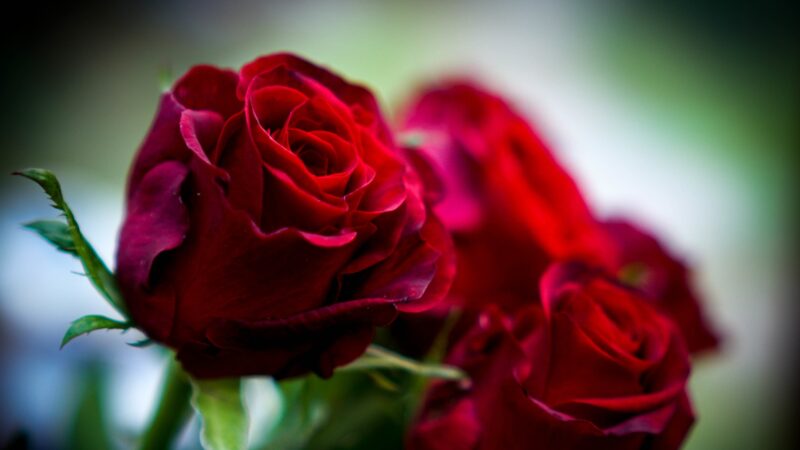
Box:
(408, 262, 694, 450)
(115, 53, 454, 379)
(603, 219, 721, 354)
(391, 81, 612, 356)
(394, 82, 719, 360)
(401, 82, 611, 312)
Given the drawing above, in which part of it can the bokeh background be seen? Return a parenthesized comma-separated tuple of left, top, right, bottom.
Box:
(1, 1, 797, 448)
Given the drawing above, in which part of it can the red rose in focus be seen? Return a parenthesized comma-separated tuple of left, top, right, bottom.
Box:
(409, 262, 694, 450)
(604, 219, 720, 354)
(401, 82, 611, 312)
(115, 53, 454, 379)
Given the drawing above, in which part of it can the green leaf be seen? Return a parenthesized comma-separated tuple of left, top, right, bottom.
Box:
(15, 168, 128, 318)
(24, 220, 77, 255)
(266, 373, 407, 450)
(262, 378, 328, 450)
(15, 167, 65, 206)
(339, 344, 469, 384)
(127, 338, 155, 348)
(191, 378, 248, 450)
(61, 315, 130, 348)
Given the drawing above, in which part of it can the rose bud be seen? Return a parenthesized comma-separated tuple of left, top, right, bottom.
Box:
(408, 262, 694, 450)
(603, 219, 721, 354)
(115, 53, 454, 379)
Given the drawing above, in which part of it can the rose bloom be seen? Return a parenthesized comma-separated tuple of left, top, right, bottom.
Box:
(408, 263, 694, 450)
(115, 53, 454, 379)
(394, 81, 719, 356)
(401, 82, 611, 312)
(391, 81, 611, 355)
(603, 219, 720, 354)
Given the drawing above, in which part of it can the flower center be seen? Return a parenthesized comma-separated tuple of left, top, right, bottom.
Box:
(295, 144, 330, 176)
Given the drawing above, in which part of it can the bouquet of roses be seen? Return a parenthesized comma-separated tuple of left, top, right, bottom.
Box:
(17, 53, 720, 450)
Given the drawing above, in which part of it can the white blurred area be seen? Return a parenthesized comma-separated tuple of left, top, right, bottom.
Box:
(0, 1, 795, 448)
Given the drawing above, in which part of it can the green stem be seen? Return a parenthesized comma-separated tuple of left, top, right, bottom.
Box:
(340, 344, 470, 384)
(138, 359, 193, 450)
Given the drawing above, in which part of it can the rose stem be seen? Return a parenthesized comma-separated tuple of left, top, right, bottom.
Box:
(138, 358, 193, 450)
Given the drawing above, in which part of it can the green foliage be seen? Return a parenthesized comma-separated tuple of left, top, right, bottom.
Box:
(127, 338, 155, 348)
(24, 220, 77, 255)
(191, 378, 249, 450)
(15, 168, 128, 318)
(61, 315, 130, 348)
(256, 315, 468, 450)
(15, 168, 469, 450)
(67, 363, 113, 450)
(138, 359, 193, 450)
(262, 342, 468, 450)
(339, 344, 467, 382)
(262, 378, 329, 450)
(263, 373, 407, 450)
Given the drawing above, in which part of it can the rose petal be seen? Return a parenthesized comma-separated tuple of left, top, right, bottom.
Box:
(173, 65, 241, 118)
(408, 399, 480, 450)
(238, 53, 392, 145)
(603, 219, 721, 354)
(179, 109, 224, 164)
(212, 113, 264, 221)
(260, 164, 348, 232)
(127, 94, 190, 199)
(117, 160, 189, 340)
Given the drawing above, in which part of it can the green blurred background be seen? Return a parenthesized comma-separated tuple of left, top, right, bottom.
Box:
(1, 1, 797, 448)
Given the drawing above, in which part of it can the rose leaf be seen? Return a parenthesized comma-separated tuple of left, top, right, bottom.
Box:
(15, 168, 128, 318)
(24, 220, 77, 255)
(61, 315, 131, 348)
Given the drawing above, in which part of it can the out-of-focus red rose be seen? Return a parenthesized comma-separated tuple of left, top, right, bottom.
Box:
(408, 262, 694, 450)
(603, 219, 720, 354)
(115, 53, 454, 379)
(393, 82, 719, 360)
(401, 82, 611, 312)
(390, 81, 612, 356)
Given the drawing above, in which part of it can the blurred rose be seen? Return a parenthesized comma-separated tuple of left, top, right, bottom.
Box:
(401, 82, 611, 312)
(115, 53, 454, 379)
(393, 82, 719, 358)
(391, 81, 611, 355)
(603, 219, 720, 354)
(408, 262, 694, 450)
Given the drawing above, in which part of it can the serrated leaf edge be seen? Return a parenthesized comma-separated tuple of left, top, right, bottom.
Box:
(15, 168, 129, 318)
(60, 314, 130, 349)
